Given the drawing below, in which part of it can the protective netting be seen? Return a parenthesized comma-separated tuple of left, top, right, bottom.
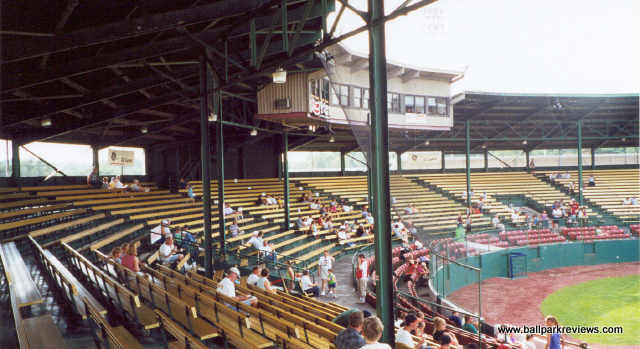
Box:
(317, 42, 454, 242)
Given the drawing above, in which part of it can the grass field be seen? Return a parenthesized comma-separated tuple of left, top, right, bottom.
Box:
(540, 275, 640, 346)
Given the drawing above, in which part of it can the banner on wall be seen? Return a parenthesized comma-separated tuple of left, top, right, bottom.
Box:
(108, 148, 134, 166)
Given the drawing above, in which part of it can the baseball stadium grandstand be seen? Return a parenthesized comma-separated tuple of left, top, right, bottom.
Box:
(1, 1, 638, 349)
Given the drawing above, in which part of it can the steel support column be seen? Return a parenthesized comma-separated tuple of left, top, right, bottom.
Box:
(591, 147, 596, 170)
(483, 148, 488, 172)
(340, 151, 346, 176)
(11, 141, 20, 180)
(199, 55, 213, 277)
(525, 150, 530, 171)
(440, 150, 445, 173)
(215, 77, 226, 256)
(465, 120, 471, 210)
(577, 120, 583, 206)
(396, 152, 402, 174)
(368, 0, 394, 343)
(92, 145, 99, 173)
(283, 132, 291, 229)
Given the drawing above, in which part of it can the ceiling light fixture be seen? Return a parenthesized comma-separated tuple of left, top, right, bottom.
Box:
(481, 144, 487, 149)
(208, 112, 217, 122)
(272, 67, 287, 84)
(250, 128, 258, 136)
(329, 136, 335, 143)
(41, 117, 52, 127)
(522, 139, 528, 145)
(424, 140, 430, 145)
(140, 127, 148, 134)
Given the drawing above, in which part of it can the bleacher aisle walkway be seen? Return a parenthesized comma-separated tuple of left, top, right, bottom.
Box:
(331, 253, 375, 313)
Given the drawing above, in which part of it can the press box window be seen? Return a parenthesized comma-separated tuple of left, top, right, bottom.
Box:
(405, 95, 415, 113)
(352, 87, 362, 108)
(387, 93, 400, 113)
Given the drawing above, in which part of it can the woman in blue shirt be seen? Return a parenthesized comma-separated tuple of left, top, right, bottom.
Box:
(545, 315, 563, 349)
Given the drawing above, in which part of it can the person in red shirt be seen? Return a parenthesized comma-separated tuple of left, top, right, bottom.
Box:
(570, 200, 579, 216)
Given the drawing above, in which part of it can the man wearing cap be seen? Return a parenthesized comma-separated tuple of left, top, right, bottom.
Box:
(217, 267, 257, 307)
(150, 219, 172, 245)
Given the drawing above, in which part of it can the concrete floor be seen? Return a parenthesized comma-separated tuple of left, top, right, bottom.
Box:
(323, 252, 375, 314)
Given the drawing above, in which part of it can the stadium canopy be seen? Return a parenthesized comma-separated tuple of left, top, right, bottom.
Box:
(1, 0, 332, 147)
(296, 92, 639, 153)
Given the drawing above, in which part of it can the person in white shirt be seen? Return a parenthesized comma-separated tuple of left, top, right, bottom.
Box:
(396, 314, 426, 349)
(159, 236, 183, 265)
(623, 197, 632, 205)
(300, 270, 319, 296)
(216, 267, 257, 306)
(366, 215, 374, 225)
(257, 268, 277, 294)
(632, 198, 639, 205)
(248, 231, 264, 251)
(342, 204, 352, 212)
(223, 203, 235, 216)
(247, 266, 261, 286)
(150, 219, 172, 245)
(317, 250, 334, 296)
(360, 316, 391, 349)
(113, 176, 128, 189)
(356, 254, 369, 303)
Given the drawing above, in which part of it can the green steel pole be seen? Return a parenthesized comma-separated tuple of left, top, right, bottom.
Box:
(591, 147, 596, 170)
(368, 0, 394, 343)
(441, 150, 445, 173)
(283, 132, 291, 229)
(525, 150, 530, 171)
(216, 84, 226, 256)
(340, 151, 345, 176)
(199, 55, 213, 277)
(11, 140, 20, 184)
(465, 120, 471, 210)
(577, 120, 583, 206)
(483, 148, 488, 172)
(92, 145, 99, 173)
(396, 152, 402, 174)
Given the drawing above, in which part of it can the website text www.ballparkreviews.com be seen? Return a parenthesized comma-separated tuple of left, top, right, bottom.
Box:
(497, 325, 624, 335)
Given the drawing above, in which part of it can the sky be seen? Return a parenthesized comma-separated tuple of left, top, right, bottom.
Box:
(330, 0, 640, 94)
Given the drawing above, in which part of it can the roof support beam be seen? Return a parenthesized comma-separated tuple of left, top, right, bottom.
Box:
(2, 0, 279, 64)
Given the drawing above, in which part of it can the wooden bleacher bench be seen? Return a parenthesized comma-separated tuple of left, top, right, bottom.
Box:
(45, 218, 125, 247)
(155, 310, 210, 349)
(0, 198, 51, 211)
(157, 265, 334, 348)
(73, 193, 180, 207)
(0, 242, 43, 308)
(88, 223, 144, 251)
(30, 236, 107, 319)
(0, 208, 87, 233)
(63, 243, 159, 330)
(20, 314, 67, 349)
(84, 297, 144, 349)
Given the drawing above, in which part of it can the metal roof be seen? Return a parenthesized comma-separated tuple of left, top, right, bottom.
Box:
(294, 92, 639, 153)
(1, 0, 333, 147)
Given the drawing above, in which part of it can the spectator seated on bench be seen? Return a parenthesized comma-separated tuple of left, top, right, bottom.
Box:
(87, 167, 102, 188)
(158, 236, 184, 266)
(300, 270, 319, 297)
(150, 219, 172, 246)
(247, 231, 277, 263)
(216, 267, 257, 307)
(129, 179, 150, 193)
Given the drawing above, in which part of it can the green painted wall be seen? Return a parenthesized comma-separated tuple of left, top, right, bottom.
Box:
(432, 240, 639, 297)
